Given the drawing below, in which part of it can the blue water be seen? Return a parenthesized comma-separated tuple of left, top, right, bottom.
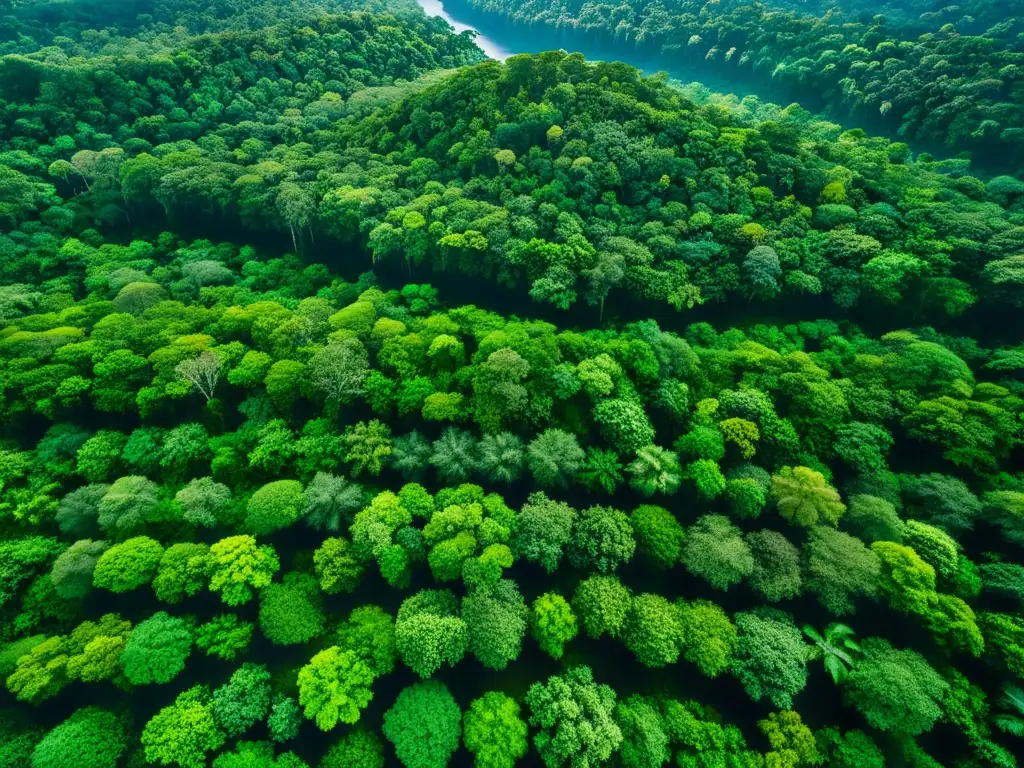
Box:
(414, 0, 755, 97)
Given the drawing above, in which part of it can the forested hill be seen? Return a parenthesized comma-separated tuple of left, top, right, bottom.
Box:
(1, 1, 1024, 768)
(451, 0, 1024, 177)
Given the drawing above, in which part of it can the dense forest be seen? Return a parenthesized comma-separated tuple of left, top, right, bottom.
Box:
(453, 0, 1024, 175)
(0, 0, 1023, 767)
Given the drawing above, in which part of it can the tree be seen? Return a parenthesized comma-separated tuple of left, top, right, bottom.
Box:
(152, 542, 210, 604)
(842, 638, 948, 736)
(803, 623, 859, 684)
(803, 527, 880, 615)
(463, 692, 529, 768)
(212, 663, 272, 738)
(336, 605, 396, 677)
(614, 696, 669, 768)
(175, 478, 232, 528)
(842, 495, 904, 543)
(97, 476, 159, 539)
(568, 505, 636, 573)
(297, 647, 375, 730)
(833, 422, 892, 475)
(50, 539, 108, 600)
(512, 492, 576, 573)
(903, 520, 959, 582)
(55, 484, 108, 538)
(479, 432, 525, 484)
(771, 467, 845, 527)
(391, 431, 433, 480)
(121, 611, 192, 685)
(430, 427, 480, 483)
(814, 728, 884, 768)
(30, 706, 125, 768)
(321, 728, 385, 768)
(579, 448, 624, 494)
(259, 573, 325, 645)
(300, 473, 365, 532)
(573, 575, 632, 639)
(743, 246, 782, 299)
(677, 600, 737, 678)
(629, 445, 682, 497)
(141, 686, 225, 768)
(901, 474, 981, 535)
(746, 530, 802, 602)
(382, 682, 462, 768)
(246, 480, 304, 536)
(525, 666, 622, 768)
(314, 537, 365, 594)
(175, 351, 222, 401)
(758, 711, 820, 768)
(208, 536, 280, 606)
(994, 685, 1024, 739)
(463, 580, 528, 670)
(730, 610, 810, 709)
(630, 505, 685, 570)
(531, 592, 578, 659)
(307, 339, 368, 410)
(527, 429, 585, 487)
(687, 459, 726, 500)
(682, 515, 753, 591)
(622, 594, 684, 668)
(194, 615, 254, 662)
(395, 589, 467, 678)
(92, 536, 163, 593)
(211, 741, 306, 768)
(344, 420, 392, 477)
(594, 399, 655, 454)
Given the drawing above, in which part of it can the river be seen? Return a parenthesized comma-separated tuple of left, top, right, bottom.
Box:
(415, 0, 756, 99)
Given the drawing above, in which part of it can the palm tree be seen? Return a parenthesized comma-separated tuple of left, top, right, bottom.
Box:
(803, 622, 860, 684)
(994, 685, 1024, 738)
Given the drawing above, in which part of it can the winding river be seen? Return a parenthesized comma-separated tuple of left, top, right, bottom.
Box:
(415, 0, 756, 99)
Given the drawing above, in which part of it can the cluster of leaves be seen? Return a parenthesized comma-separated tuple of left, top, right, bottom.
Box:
(460, 0, 1024, 174)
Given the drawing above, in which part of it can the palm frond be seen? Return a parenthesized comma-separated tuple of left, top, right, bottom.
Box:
(993, 713, 1024, 738)
(1000, 685, 1024, 717)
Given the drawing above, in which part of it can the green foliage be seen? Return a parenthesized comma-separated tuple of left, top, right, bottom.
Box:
(463, 580, 527, 671)
(297, 647, 374, 730)
(730, 611, 810, 709)
(771, 467, 845, 527)
(759, 710, 820, 768)
(314, 536, 365, 594)
(530, 592, 578, 660)
(841, 638, 948, 736)
(194, 615, 253, 661)
(573, 575, 632, 640)
(615, 696, 669, 768)
(512, 492, 576, 573)
(321, 728, 385, 768)
(623, 594, 684, 668)
(152, 543, 210, 604)
(212, 663, 272, 738)
(747, 530, 803, 602)
(141, 686, 225, 768)
(92, 536, 163, 593)
(630, 505, 684, 570)
(568, 505, 635, 573)
(336, 605, 396, 677)
(208, 536, 279, 606)
(462, 692, 529, 768)
(395, 589, 467, 678)
(382, 682, 462, 768)
(246, 480, 304, 536)
(527, 429, 585, 487)
(677, 600, 737, 678)
(803, 527, 879, 616)
(121, 611, 192, 685)
(50, 539, 107, 600)
(30, 707, 125, 768)
(682, 515, 753, 591)
(259, 573, 325, 646)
